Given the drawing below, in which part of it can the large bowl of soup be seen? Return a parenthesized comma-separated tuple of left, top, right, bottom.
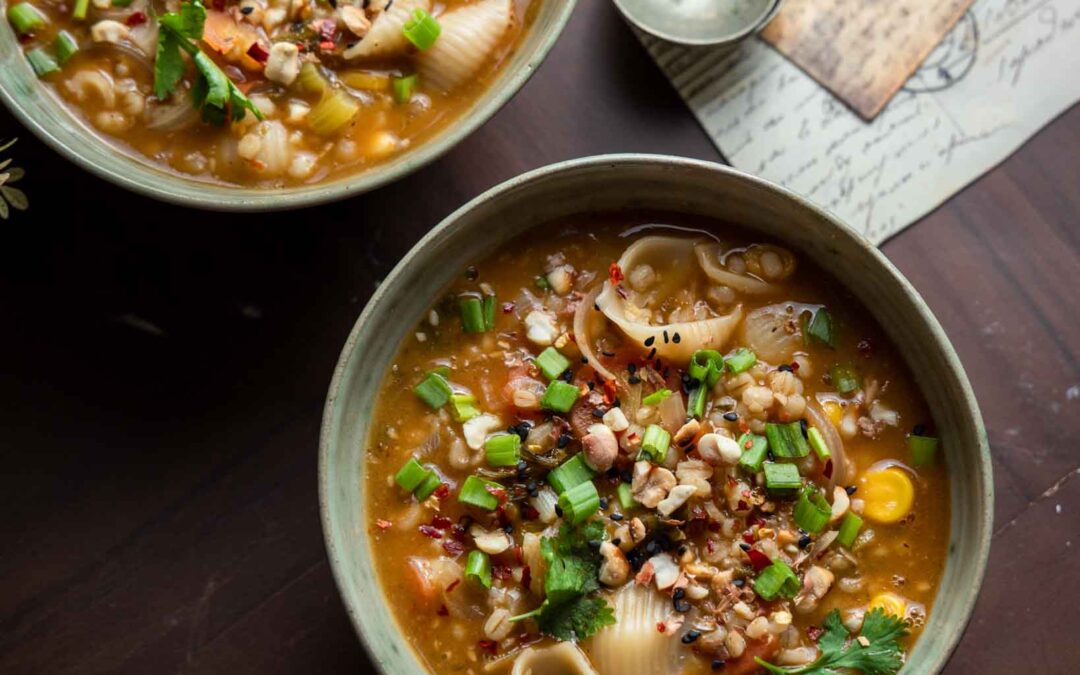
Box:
(320, 154, 992, 674)
(0, 0, 574, 209)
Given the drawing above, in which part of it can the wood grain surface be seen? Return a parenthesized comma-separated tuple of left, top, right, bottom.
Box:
(1, 2, 1078, 673)
(761, 0, 973, 120)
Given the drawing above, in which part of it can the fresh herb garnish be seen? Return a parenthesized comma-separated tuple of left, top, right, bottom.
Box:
(756, 608, 908, 675)
(153, 0, 263, 125)
(509, 520, 615, 641)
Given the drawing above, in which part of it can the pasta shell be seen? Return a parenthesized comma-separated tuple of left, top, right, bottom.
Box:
(510, 641, 598, 675)
(584, 585, 677, 675)
(417, 0, 514, 92)
(596, 236, 743, 365)
(740, 303, 803, 364)
(343, 0, 431, 60)
(695, 241, 774, 294)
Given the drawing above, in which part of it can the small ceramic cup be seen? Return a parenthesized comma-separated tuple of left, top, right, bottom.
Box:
(613, 0, 783, 46)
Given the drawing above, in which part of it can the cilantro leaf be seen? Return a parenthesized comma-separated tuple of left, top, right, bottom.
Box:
(756, 608, 908, 675)
(153, 30, 186, 99)
(536, 595, 616, 641)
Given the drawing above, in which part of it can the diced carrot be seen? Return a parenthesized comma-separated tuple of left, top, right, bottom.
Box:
(201, 10, 265, 72)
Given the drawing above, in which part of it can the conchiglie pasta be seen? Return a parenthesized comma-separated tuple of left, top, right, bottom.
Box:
(584, 585, 679, 675)
(418, 0, 514, 92)
(344, 0, 432, 60)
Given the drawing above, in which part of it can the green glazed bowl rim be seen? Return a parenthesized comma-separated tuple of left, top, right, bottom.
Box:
(0, 0, 577, 211)
(319, 153, 993, 674)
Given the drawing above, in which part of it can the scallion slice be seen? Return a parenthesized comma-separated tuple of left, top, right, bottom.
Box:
(402, 7, 440, 50)
(464, 550, 492, 589)
(617, 482, 636, 511)
(763, 462, 801, 495)
(482, 293, 496, 331)
(547, 454, 595, 495)
(414, 371, 452, 408)
(737, 432, 768, 473)
(8, 2, 46, 35)
(804, 307, 836, 348)
(413, 472, 442, 501)
(837, 512, 864, 548)
(558, 480, 600, 525)
(642, 388, 672, 406)
(26, 48, 59, 77)
(908, 434, 939, 466)
(689, 349, 724, 386)
(394, 457, 430, 492)
(830, 364, 860, 394)
(688, 384, 707, 419)
(485, 433, 520, 467)
(753, 560, 800, 601)
(793, 486, 831, 534)
(765, 421, 811, 458)
(54, 30, 79, 64)
(458, 475, 502, 510)
(71, 0, 88, 19)
(458, 294, 486, 333)
(639, 424, 671, 463)
(449, 393, 480, 422)
(807, 426, 831, 461)
(540, 380, 580, 413)
(392, 73, 417, 104)
(430, 365, 452, 379)
(535, 347, 570, 381)
(725, 347, 757, 375)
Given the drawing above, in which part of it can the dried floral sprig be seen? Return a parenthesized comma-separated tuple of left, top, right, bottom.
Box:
(0, 138, 29, 220)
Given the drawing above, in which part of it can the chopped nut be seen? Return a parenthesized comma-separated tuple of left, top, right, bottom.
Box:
(673, 419, 700, 447)
(339, 4, 371, 36)
(582, 423, 618, 472)
(598, 542, 629, 587)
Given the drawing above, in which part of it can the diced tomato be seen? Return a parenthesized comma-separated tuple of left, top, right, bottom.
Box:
(125, 11, 147, 26)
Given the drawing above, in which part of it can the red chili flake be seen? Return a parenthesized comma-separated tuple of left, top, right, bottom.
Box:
(486, 485, 508, 505)
(706, 539, 718, 554)
(441, 539, 465, 556)
(431, 515, 453, 530)
(446, 578, 461, 593)
(436, 604, 449, 616)
(433, 483, 450, 500)
(514, 546, 524, 564)
(492, 565, 513, 581)
(738, 419, 750, 433)
(747, 513, 766, 527)
(656, 621, 667, 633)
(857, 338, 874, 357)
(742, 532, 755, 544)
(210, 0, 224, 9)
(807, 625, 824, 641)
(823, 459, 834, 479)
(602, 378, 618, 405)
(17, 33, 33, 43)
(747, 548, 771, 571)
(737, 500, 749, 511)
(521, 504, 540, 521)
(502, 302, 515, 314)
(375, 519, 392, 530)
(245, 41, 269, 63)
(450, 524, 468, 541)
(418, 524, 443, 539)
(608, 262, 625, 285)
(477, 640, 498, 655)
(521, 565, 532, 589)
(318, 40, 335, 51)
(790, 360, 800, 372)
(125, 11, 148, 26)
(707, 521, 722, 533)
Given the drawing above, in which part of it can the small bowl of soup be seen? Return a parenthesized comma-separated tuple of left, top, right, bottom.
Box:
(0, 0, 574, 208)
(320, 154, 993, 674)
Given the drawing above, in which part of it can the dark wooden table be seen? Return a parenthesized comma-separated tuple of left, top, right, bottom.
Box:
(2, 2, 1078, 672)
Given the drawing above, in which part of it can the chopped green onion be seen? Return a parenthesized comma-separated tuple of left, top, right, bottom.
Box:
(458, 475, 502, 510)
(485, 433, 520, 467)
(688, 384, 707, 419)
(793, 486, 831, 534)
(54, 30, 79, 65)
(458, 294, 485, 333)
(71, 0, 88, 19)
(540, 380, 580, 413)
(830, 364, 860, 395)
(413, 472, 442, 501)
(26, 48, 59, 77)
(394, 457, 429, 492)
(414, 371, 452, 408)
(689, 349, 724, 386)
(8, 3, 46, 35)
(804, 307, 836, 348)
(807, 426, 831, 461)
(449, 393, 480, 422)
(392, 73, 417, 104)
(617, 482, 636, 511)
(753, 560, 800, 601)
(430, 365, 452, 379)
(639, 424, 671, 463)
(402, 7, 440, 50)
(765, 421, 811, 458)
(558, 480, 600, 525)
(111, 0, 135, 6)
(737, 432, 769, 473)
(725, 347, 757, 374)
(534, 275, 551, 290)
(909, 434, 939, 466)
(482, 294, 496, 331)
(535, 347, 571, 380)
(547, 454, 595, 495)
(642, 388, 672, 406)
(464, 550, 492, 589)
(763, 462, 802, 496)
(837, 512, 864, 548)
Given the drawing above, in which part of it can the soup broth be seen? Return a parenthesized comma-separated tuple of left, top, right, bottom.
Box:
(7, 0, 535, 186)
(364, 215, 950, 674)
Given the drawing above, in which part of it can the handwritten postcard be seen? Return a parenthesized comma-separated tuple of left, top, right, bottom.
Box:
(641, 0, 1080, 244)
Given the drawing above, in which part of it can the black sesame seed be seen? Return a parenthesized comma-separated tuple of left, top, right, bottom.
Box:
(587, 381, 596, 390)
(673, 587, 686, 600)
(798, 535, 812, 549)
(677, 545, 688, 556)
(739, 542, 751, 551)
(588, 539, 602, 551)
(465, 266, 478, 281)
(723, 411, 739, 422)
(611, 537, 622, 546)
(663, 330, 670, 344)
(517, 460, 528, 471)
(628, 363, 637, 374)
(674, 599, 692, 613)
(557, 434, 572, 448)
(647, 347, 657, 360)
(732, 578, 744, 588)
(672, 333, 681, 344)
(628, 375, 641, 385)
(240, 5, 253, 13)
(562, 370, 574, 382)
(599, 498, 608, 510)
(644, 336, 655, 347)
(503, 524, 514, 533)
(592, 408, 606, 418)
(846, 485, 857, 495)
(620, 469, 633, 483)
(767, 451, 775, 461)
(610, 513, 624, 522)
(778, 363, 793, 372)
(581, 356, 589, 364)
(681, 630, 701, 644)
(711, 659, 726, 670)
(602, 350, 616, 358)
(800, 419, 809, 436)
(594, 303, 600, 311)
(554, 504, 563, 517)
(913, 423, 926, 436)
